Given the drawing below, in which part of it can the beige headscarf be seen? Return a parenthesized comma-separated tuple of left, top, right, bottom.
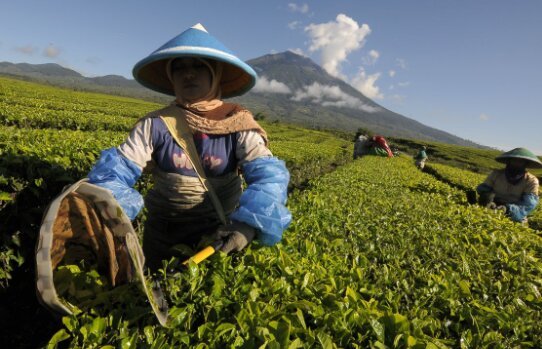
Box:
(166, 57, 224, 112)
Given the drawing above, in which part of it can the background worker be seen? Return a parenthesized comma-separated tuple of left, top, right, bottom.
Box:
(476, 147, 541, 223)
(368, 135, 394, 158)
(353, 131, 370, 159)
(415, 146, 428, 169)
(87, 24, 291, 270)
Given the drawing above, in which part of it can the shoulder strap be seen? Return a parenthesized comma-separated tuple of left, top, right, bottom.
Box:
(159, 115, 228, 225)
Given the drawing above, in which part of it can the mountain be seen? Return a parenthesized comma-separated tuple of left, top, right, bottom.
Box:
(0, 62, 82, 77)
(231, 51, 480, 147)
(0, 57, 482, 147)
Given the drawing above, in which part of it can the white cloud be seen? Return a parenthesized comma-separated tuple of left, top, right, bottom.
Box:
(351, 68, 384, 100)
(292, 82, 380, 112)
(362, 49, 380, 66)
(288, 3, 309, 14)
(305, 14, 371, 78)
(480, 113, 490, 121)
(15, 45, 37, 55)
(253, 76, 292, 94)
(43, 44, 60, 58)
(288, 21, 300, 30)
(288, 48, 306, 56)
(396, 58, 407, 69)
(388, 94, 406, 104)
(388, 70, 396, 77)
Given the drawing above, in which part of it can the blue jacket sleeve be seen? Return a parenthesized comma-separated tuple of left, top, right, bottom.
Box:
(506, 193, 539, 222)
(87, 147, 144, 220)
(229, 157, 292, 246)
(476, 183, 493, 194)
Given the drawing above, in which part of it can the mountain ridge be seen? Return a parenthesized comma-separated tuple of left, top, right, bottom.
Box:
(0, 56, 485, 148)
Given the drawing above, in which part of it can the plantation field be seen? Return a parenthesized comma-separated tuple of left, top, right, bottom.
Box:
(42, 157, 542, 348)
(0, 76, 352, 346)
(0, 76, 351, 274)
(1, 76, 542, 348)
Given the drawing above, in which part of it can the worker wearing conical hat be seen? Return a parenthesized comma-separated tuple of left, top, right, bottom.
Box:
(477, 147, 541, 223)
(87, 24, 291, 270)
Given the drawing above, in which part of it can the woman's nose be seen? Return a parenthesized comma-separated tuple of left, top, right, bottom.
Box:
(181, 67, 196, 79)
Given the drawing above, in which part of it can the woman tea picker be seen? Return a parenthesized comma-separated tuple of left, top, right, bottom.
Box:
(87, 24, 292, 270)
(476, 147, 541, 224)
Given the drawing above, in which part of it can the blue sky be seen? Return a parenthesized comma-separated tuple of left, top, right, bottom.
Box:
(1, 0, 541, 154)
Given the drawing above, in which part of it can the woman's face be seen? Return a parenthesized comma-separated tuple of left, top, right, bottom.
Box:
(171, 58, 212, 102)
(508, 158, 528, 169)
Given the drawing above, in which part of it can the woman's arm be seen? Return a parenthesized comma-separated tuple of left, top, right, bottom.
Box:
(229, 131, 292, 245)
(506, 193, 539, 222)
(476, 171, 498, 194)
(229, 156, 292, 245)
(88, 118, 154, 220)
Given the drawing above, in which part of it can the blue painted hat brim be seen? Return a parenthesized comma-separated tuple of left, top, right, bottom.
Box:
(133, 47, 257, 98)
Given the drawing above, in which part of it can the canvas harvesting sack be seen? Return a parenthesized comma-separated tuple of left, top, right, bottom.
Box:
(35, 179, 169, 326)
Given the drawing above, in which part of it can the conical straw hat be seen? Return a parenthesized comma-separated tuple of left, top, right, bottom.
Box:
(133, 23, 257, 98)
(495, 147, 542, 169)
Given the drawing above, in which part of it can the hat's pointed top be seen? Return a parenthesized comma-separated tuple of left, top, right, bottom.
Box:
(192, 23, 208, 32)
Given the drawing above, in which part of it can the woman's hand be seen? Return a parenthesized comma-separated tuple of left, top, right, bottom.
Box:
(213, 221, 256, 254)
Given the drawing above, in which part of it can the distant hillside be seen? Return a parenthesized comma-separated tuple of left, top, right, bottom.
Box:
(0, 57, 485, 148)
(0, 61, 168, 103)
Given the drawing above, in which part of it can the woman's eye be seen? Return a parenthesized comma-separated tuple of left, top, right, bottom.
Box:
(173, 64, 204, 71)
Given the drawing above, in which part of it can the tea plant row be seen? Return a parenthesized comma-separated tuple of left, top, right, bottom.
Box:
(425, 162, 542, 232)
